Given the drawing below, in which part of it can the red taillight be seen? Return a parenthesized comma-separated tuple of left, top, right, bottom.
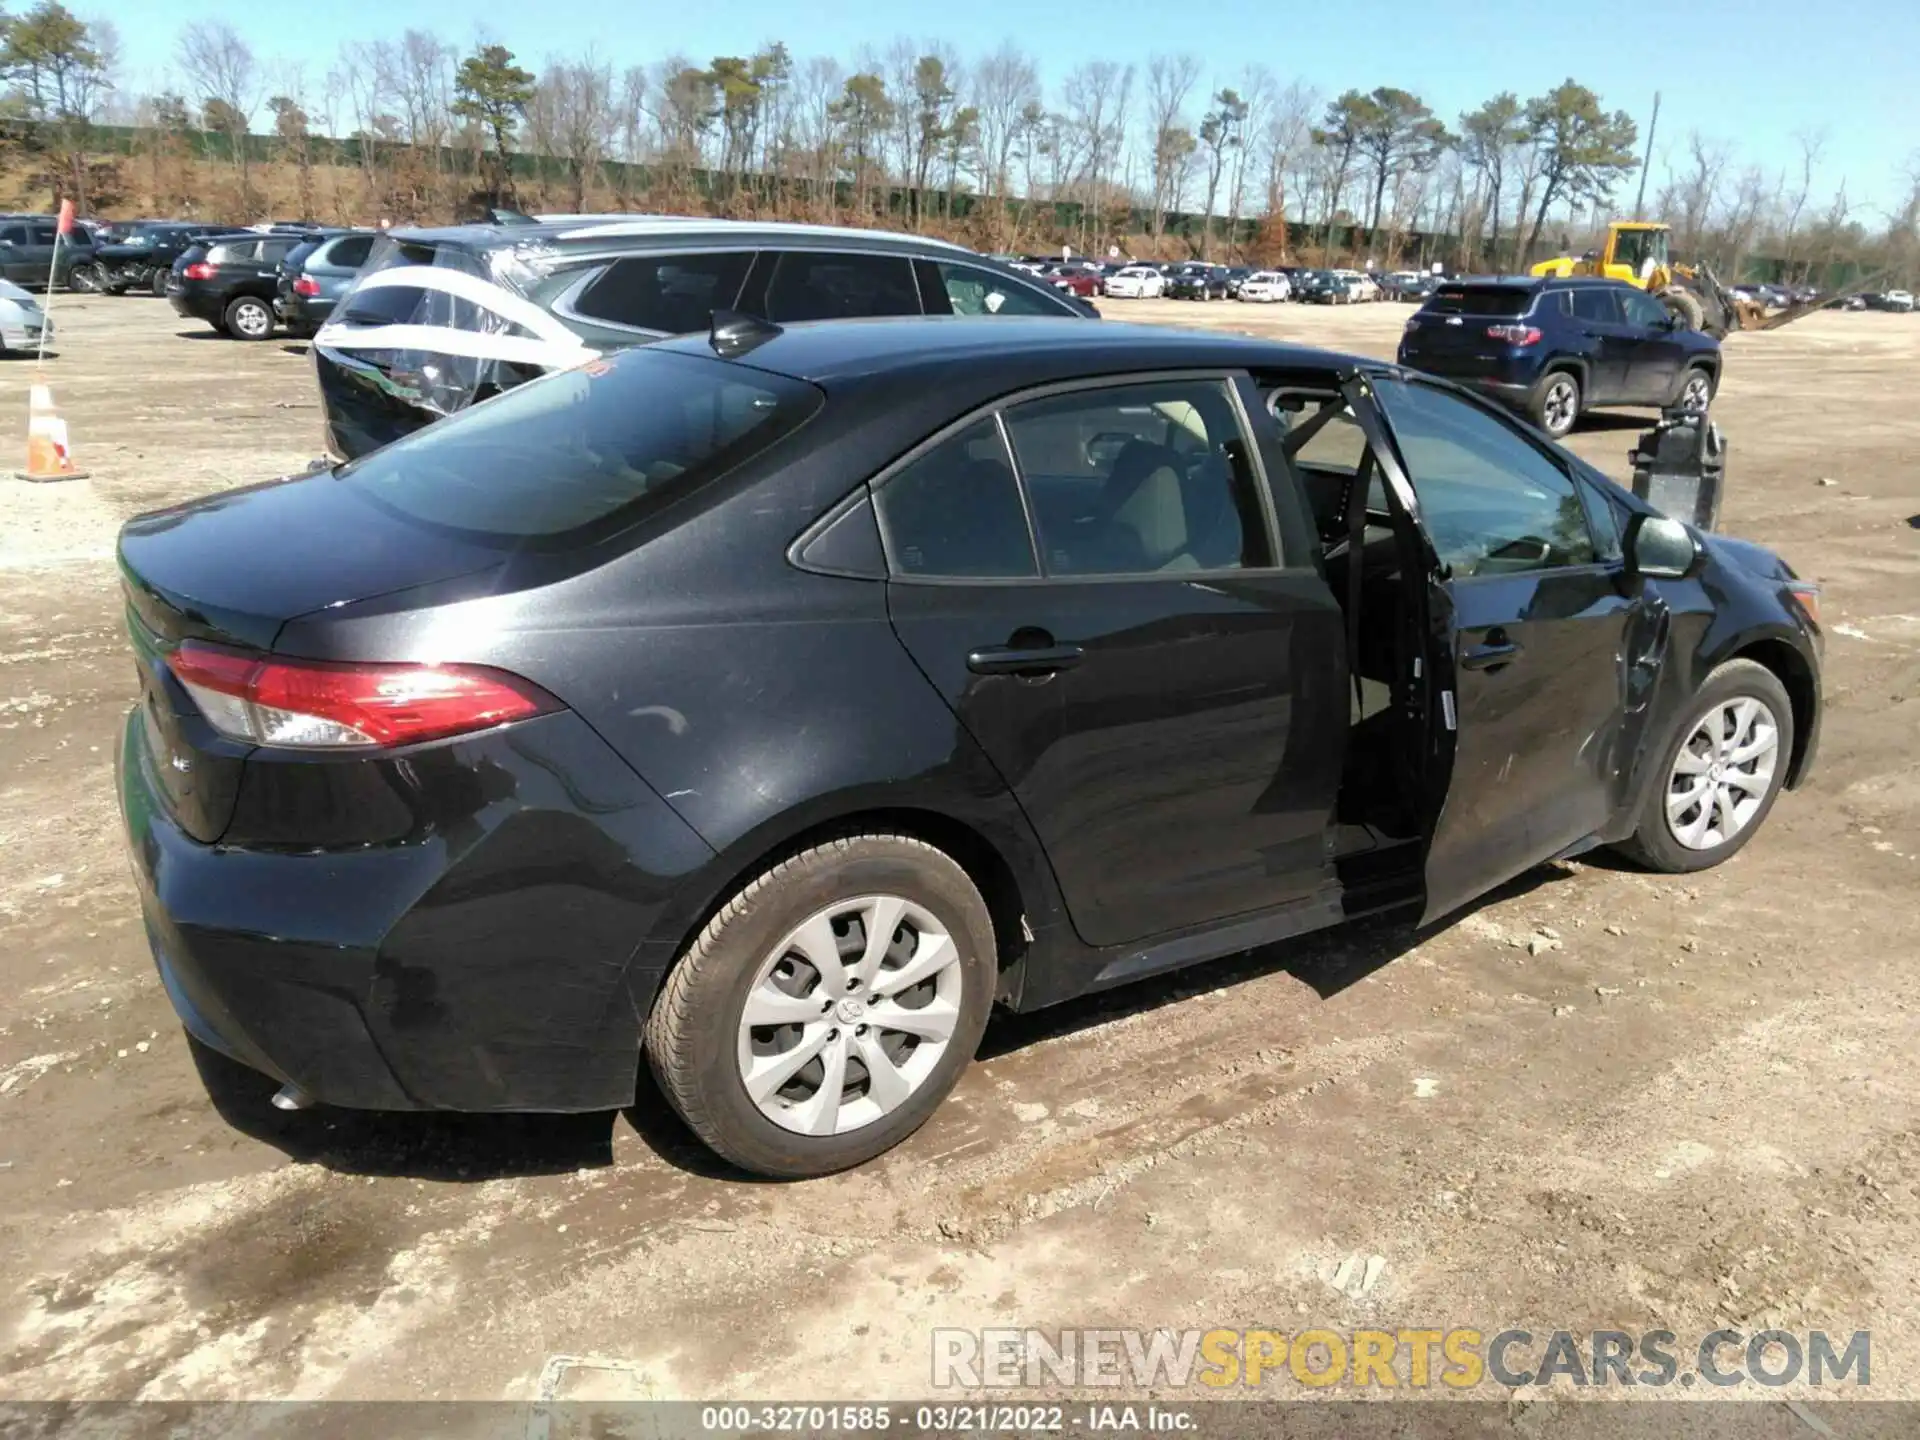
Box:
(168, 642, 559, 750)
(292, 275, 321, 297)
(183, 261, 215, 281)
(1487, 323, 1542, 346)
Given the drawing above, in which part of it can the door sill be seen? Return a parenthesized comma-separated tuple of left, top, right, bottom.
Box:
(1086, 887, 1346, 993)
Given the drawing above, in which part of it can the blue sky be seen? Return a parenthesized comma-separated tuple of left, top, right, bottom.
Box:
(103, 0, 1918, 215)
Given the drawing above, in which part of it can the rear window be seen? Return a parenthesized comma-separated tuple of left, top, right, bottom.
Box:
(327, 233, 374, 269)
(337, 348, 822, 544)
(283, 241, 321, 270)
(1422, 286, 1533, 318)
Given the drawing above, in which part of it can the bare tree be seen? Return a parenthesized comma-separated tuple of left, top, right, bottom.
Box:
(972, 42, 1040, 211)
(177, 21, 261, 202)
(1061, 60, 1132, 249)
(1780, 127, 1826, 276)
(1673, 131, 1730, 257)
(538, 55, 615, 211)
(795, 57, 845, 217)
(1144, 53, 1201, 239)
(1255, 81, 1315, 258)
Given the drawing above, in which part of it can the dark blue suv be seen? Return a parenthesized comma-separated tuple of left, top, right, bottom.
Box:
(1397, 277, 1721, 439)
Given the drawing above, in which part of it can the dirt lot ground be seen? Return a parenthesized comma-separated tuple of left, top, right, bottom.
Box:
(1, 293, 1917, 1415)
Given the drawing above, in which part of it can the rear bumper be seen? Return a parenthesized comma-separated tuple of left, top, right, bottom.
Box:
(118, 705, 717, 1112)
(274, 294, 332, 332)
(168, 288, 224, 324)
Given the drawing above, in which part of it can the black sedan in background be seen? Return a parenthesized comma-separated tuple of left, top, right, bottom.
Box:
(118, 316, 1822, 1177)
(1167, 264, 1232, 300)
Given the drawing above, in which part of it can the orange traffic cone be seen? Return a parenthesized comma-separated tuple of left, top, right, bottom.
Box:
(17, 382, 86, 482)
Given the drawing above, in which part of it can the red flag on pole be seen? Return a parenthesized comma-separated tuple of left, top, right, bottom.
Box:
(56, 199, 73, 236)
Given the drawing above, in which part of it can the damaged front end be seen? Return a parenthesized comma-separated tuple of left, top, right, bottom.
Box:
(312, 232, 595, 461)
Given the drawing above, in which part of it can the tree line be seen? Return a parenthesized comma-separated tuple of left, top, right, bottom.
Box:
(3, 0, 1915, 283)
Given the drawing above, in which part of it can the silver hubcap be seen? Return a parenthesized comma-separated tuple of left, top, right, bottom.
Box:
(1665, 696, 1780, 850)
(737, 895, 963, 1137)
(1543, 379, 1578, 432)
(235, 304, 269, 336)
(1681, 374, 1711, 411)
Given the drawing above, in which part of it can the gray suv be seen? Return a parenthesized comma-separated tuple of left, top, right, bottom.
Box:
(0, 216, 92, 289)
(313, 217, 1095, 459)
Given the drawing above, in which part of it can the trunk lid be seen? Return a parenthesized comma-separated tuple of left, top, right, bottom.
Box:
(118, 470, 507, 841)
(1402, 285, 1537, 365)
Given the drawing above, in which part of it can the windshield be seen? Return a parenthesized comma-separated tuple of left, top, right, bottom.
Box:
(338, 348, 822, 546)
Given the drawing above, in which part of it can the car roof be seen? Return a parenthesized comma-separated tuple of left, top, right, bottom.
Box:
(652, 316, 1367, 388)
(389, 215, 976, 258)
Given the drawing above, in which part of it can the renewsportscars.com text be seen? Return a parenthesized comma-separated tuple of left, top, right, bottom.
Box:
(932, 1327, 1871, 1390)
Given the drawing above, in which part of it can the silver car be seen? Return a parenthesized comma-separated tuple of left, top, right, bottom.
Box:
(0, 277, 51, 352)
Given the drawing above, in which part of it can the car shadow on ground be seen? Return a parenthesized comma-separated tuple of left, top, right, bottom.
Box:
(979, 861, 1578, 1058)
(1572, 413, 1653, 435)
(188, 1035, 622, 1181)
(190, 862, 1588, 1184)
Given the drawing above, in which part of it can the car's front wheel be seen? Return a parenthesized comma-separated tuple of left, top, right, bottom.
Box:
(645, 834, 996, 1178)
(1675, 365, 1716, 413)
(1616, 659, 1794, 873)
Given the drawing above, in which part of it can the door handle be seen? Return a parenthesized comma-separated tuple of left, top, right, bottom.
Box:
(967, 642, 1084, 676)
(1459, 630, 1521, 671)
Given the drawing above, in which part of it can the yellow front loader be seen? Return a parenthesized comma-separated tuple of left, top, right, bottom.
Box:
(1530, 221, 1749, 336)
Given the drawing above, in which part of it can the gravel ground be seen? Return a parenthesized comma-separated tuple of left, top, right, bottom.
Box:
(0, 293, 1916, 1419)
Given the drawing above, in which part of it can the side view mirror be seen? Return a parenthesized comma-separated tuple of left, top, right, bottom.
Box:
(1623, 511, 1700, 580)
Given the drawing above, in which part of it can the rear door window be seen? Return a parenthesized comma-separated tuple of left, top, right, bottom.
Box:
(761, 251, 920, 323)
(874, 419, 1038, 578)
(1002, 380, 1274, 576)
(339, 348, 822, 544)
(570, 252, 754, 334)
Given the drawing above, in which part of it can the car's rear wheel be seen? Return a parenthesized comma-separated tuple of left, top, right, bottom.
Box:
(645, 834, 996, 1178)
(67, 262, 102, 293)
(1529, 369, 1582, 438)
(1616, 659, 1794, 874)
(224, 295, 274, 341)
(149, 270, 169, 298)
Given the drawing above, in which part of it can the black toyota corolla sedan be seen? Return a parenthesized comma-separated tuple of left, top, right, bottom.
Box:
(118, 315, 1823, 1177)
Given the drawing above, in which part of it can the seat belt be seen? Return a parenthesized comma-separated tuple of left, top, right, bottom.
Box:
(1345, 455, 1371, 720)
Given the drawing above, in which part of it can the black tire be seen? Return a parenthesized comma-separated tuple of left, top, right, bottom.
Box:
(644, 833, 996, 1178)
(1614, 659, 1795, 874)
(1672, 363, 1716, 412)
(1660, 285, 1705, 331)
(67, 263, 101, 294)
(223, 295, 274, 341)
(1528, 368, 1582, 439)
(149, 270, 169, 298)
